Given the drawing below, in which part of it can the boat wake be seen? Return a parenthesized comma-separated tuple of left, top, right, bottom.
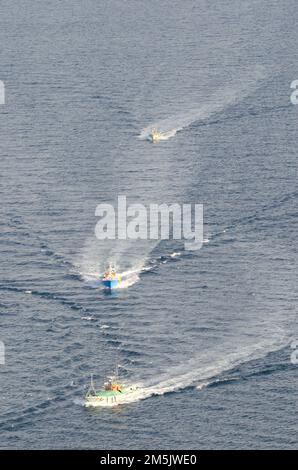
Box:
(102, 332, 288, 407)
(74, 236, 157, 291)
(139, 66, 266, 142)
(78, 238, 210, 289)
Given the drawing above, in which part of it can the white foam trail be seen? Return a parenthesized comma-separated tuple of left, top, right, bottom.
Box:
(139, 66, 266, 141)
(75, 236, 154, 290)
(196, 381, 211, 390)
(113, 331, 287, 406)
(170, 251, 181, 258)
(117, 273, 139, 289)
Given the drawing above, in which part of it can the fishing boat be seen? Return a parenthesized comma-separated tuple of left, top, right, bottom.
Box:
(102, 265, 121, 290)
(84, 372, 138, 407)
(148, 128, 162, 143)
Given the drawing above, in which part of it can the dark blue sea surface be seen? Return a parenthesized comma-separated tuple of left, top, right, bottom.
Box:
(0, 0, 297, 449)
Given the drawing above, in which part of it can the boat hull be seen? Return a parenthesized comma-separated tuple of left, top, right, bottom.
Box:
(102, 279, 120, 290)
(85, 388, 138, 408)
(85, 395, 120, 407)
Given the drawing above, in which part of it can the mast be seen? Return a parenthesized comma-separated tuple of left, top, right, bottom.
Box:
(90, 373, 95, 391)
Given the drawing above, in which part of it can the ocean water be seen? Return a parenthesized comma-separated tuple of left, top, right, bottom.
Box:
(0, 0, 297, 449)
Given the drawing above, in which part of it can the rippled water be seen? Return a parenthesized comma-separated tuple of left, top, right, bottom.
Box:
(0, 0, 297, 449)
